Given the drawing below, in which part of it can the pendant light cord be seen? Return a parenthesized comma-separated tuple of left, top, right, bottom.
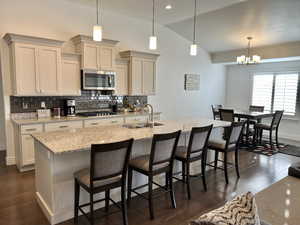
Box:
(152, 0, 155, 36)
(193, 0, 197, 44)
(96, 0, 99, 25)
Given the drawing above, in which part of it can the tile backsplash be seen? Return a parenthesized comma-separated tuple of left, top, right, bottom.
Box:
(10, 90, 147, 114)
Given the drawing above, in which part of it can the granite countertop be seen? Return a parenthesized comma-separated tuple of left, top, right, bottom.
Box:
(32, 119, 230, 154)
(12, 111, 162, 125)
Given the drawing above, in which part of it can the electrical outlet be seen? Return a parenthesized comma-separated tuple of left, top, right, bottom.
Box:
(41, 101, 46, 109)
(22, 102, 28, 109)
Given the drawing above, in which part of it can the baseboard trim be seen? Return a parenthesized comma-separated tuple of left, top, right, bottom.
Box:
(6, 156, 16, 165)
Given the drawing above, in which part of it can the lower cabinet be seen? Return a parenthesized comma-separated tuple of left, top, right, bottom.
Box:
(21, 134, 36, 166)
(84, 118, 124, 128)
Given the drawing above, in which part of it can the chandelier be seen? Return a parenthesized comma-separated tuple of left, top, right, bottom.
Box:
(237, 37, 261, 65)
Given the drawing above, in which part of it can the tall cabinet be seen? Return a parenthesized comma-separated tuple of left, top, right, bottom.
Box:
(4, 33, 64, 96)
(71, 35, 119, 71)
(120, 51, 159, 96)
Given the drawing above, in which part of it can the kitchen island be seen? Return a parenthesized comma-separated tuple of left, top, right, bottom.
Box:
(33, 119, 230, 225)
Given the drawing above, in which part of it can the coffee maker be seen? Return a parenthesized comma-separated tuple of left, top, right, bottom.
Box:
(65, 99, 76, 117)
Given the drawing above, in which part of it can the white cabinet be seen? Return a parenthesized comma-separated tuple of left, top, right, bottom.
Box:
(45, 121, 83, 132)
(84, 118, 124, 128)
(17, 124, 43, 169)
(120, 51, 159, 96)
(61, 54, 81, 96)
(4, 33, 64, 96)
(71, 35, 119, 71)
(115, 59, 129, 95)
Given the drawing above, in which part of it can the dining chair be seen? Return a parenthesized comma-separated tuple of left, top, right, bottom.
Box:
(174, 125, 213, 199)
(207, 121, 245, 184)
(74, 138, 134, 225)
(211, 104, 223, 120)
(254, 110, 284, 149)
(219, 109, 234, 122)
(127, 130, 181, 220)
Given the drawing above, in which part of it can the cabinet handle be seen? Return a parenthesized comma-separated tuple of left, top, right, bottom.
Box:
(59, 125, 69, 128)
(91, 123, 99, 125)
(25, 128, 37, 132)
(111, 120, 118, 124)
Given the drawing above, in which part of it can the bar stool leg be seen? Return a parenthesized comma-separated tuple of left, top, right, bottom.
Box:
(201, 155, 207, 191)
(74, 179, 79, 224)
(121, 183, 128, 225)
(235, 148, 240, 178)
(168, 170, 176, 208)
(148, 176, 154, 219)
(105, 190, 110, 212)
(214, 151, 219, 170)
(186, 162, 191, 200)
(269, 130, 273, 150)
(275, 129, 279, 147)
(127, 168, 133, 207)
(182, 162, 186, 183)
(89, 193, 94, 225)
(224, 152, 229, 184)
(165, 172, 169, 189)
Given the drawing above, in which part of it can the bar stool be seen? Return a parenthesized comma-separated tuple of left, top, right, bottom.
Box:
(211, 105, 223, 120)
(174, 125, 213, 199)
(74, 138, 134, 225)
(207, 122, 245, 184)
(127, 130, 181, 220)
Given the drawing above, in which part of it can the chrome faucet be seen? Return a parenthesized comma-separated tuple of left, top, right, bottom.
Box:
(145, 104, 154, 127)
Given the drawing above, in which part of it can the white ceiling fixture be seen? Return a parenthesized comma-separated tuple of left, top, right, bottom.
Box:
(165, 4, 172, 10)
(149, 0, 157, 50)
(190, 0, 197, 56)
(237, 37, 261, 65)
(93, 0, 102, 42)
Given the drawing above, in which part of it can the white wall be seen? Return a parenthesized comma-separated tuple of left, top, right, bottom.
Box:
(0, 0, 226, 165)
(226, 60, 300, 141)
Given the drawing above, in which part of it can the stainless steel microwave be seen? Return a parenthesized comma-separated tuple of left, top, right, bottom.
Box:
(82, 70, 116, 90)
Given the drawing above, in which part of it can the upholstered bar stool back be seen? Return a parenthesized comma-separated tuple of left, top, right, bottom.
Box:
(219, 109, 234, 122)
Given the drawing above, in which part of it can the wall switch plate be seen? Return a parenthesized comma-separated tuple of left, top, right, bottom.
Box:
(41, 101, 46, 109)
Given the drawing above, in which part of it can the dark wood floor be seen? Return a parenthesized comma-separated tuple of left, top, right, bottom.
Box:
(0, 150, 299, 225)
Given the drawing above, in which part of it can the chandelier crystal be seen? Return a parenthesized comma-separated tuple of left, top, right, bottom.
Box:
(237, 37, 261, 65)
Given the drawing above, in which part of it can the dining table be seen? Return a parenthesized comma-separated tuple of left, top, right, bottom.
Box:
(217, 109, 275, 146)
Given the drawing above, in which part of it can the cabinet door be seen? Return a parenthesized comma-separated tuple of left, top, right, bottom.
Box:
(14, 43, 39, 95)
(83, 44, 98, 70)
(61, 59, 81, 96)
(130, 58, 143, 95)
(38, 47, 61, 95)
(99, 46, 115, 70)
(21, 135, 35, 166)
(115, 64, 128, 95)
(142, 60, 156, 95)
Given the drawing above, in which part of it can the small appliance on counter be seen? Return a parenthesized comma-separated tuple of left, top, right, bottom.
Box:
(52, 107, 61, 118)
(65, 99, 76, 117)
(111, 102, 118, 113)
(37, 101, 51, 119)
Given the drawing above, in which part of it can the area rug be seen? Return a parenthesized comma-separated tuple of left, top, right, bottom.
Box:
(243, 141, 300, 157)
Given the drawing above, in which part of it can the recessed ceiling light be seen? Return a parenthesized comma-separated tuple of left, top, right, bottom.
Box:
(165, 4, 172, 10)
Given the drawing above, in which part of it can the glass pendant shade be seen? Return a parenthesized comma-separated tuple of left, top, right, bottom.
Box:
(93, 25, 102, 42)
(190, 44, 197, 56)
(149, 36, 157, 50)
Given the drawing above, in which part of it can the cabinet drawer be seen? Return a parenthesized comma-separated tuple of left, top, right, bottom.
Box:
(84, 118, 124, 128)
(125, 116, 148, 124)
(45, 121, 83, 132)
(21, 124, 43, 134)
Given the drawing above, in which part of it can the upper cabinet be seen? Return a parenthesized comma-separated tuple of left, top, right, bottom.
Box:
(61, 53, 81, 96)
(71, 35, 119, 71)
(114, 58, 129, 96)
(120, 51, 159, 96)
(4, 33, 64, 96)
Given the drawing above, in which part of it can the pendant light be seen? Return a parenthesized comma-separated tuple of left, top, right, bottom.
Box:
(190, 0, 197, 56)
(237, 37, 261, 65)
(93, 0, 102, 42)
(149, 0, 157, 50)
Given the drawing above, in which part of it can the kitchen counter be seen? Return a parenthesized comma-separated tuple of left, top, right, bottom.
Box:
(32, 119, 230, 154)
(33, 118, 230, 225)
(12, 111, 161, 125)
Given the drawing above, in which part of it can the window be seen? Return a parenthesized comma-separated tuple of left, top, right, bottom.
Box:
(252, 73, 299, 116)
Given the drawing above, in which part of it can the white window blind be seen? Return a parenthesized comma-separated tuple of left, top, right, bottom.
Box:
(273, 74, 298, 116)
(252, 73, 299, 116)
(252, 74, 274, 112)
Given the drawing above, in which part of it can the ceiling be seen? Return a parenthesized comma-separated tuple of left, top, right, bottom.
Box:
(68, 0, 300, 53)
(167, 0, 300, 52)
(68, 0, 244, 25)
